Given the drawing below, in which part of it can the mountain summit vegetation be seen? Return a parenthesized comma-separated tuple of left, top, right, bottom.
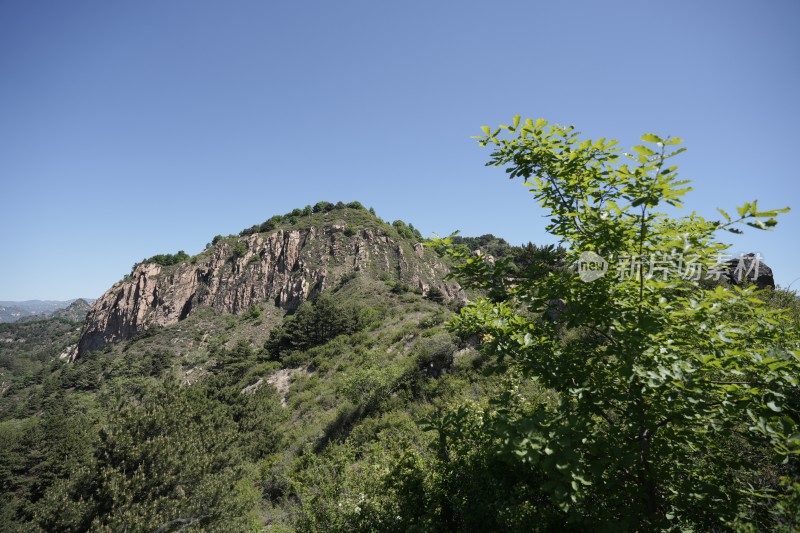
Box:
(76, 202, 462, 357)
(1, 121, 798, 532)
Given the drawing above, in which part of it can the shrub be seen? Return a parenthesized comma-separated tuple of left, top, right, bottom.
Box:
(259, 216, 282, 233)
(313, 201, 334, 213)
(425, 286, 445, 304)
(243, 304, 263, 320)
(231, 242, 247, 259)
(390, 283, 410, 295)
(143, 250, 190, 267)
(337, 271, 359, 288)
(392, 220, 423, 240)
(412, 333, 456, 376)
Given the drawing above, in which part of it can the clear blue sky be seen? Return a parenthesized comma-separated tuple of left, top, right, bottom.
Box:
(1, 0, 798, 300)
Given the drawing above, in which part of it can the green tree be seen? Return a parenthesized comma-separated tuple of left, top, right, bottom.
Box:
(433, 117, 799, 530)
(243, 304, 263, 320)
(265, 294, 363, 357)
(392, 220, 422, 241)
(231, 385, 286, 461)
(144, 250, 190, 267)
(259, 215, 283, 233)
(231, 241, 247, 259)
(425, 286, 445, 304)
(313, 201, 334, 213)
(0, 399, 97, 530)
(83, 382, 257, 531)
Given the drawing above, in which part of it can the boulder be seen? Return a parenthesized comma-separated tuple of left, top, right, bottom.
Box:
(724, 253, 774, 289)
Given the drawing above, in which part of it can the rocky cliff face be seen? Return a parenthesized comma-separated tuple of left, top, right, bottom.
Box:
(75, 222, 462, 358)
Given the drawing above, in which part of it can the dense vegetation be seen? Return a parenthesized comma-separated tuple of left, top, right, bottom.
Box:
(420, 119, 800, 530)
(0, 251, 482, 531)
(141, 250, 190, 267)
(235, 200, 422, 242)
(135, 201, 425, 275)
(0, 316, 82, 410)
(1, 120, 798, 531)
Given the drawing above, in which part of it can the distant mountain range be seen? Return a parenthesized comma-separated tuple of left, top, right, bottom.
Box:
(0, 299, 95, 323)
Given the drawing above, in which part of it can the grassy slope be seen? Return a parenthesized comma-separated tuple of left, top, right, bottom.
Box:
(5, 205, 794, 529)
(0, 268, 501, 529)
(0, 207, 496, 530)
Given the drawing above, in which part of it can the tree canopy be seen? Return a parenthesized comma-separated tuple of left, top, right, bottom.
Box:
(425, 117, 799, 530)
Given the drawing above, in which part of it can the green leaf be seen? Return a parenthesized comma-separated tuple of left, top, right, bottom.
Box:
(737, 202, 751, 217)
(641, 133, 663, 143)
(632, 145, 656, 157)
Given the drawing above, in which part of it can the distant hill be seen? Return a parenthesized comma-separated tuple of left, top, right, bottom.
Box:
(50, 299, 93, 322)
(0, 299, 95, 323)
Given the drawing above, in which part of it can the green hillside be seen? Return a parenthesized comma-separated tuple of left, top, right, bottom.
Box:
(1, 119, 799, 531)
(0, 207, 534, 531)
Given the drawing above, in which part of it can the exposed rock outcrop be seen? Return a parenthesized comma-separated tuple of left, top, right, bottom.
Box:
(75, 224, 462, 358)
(724, 253, 775, 289)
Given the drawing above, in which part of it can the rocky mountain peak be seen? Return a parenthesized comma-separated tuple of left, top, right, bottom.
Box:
(74, 207, 462, 358)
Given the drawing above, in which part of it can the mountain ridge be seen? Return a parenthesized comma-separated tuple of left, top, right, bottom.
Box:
(74, 206, 463, 359)
(0, 298, 95, 323)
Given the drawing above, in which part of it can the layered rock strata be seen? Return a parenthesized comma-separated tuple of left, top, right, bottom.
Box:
(75, 225, 461, 357)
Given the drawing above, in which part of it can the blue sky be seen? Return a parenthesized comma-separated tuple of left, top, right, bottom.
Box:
(1, 0, 798, 300)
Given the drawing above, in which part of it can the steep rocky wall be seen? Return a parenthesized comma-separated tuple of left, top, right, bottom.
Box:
(75, 225, 461, 358)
